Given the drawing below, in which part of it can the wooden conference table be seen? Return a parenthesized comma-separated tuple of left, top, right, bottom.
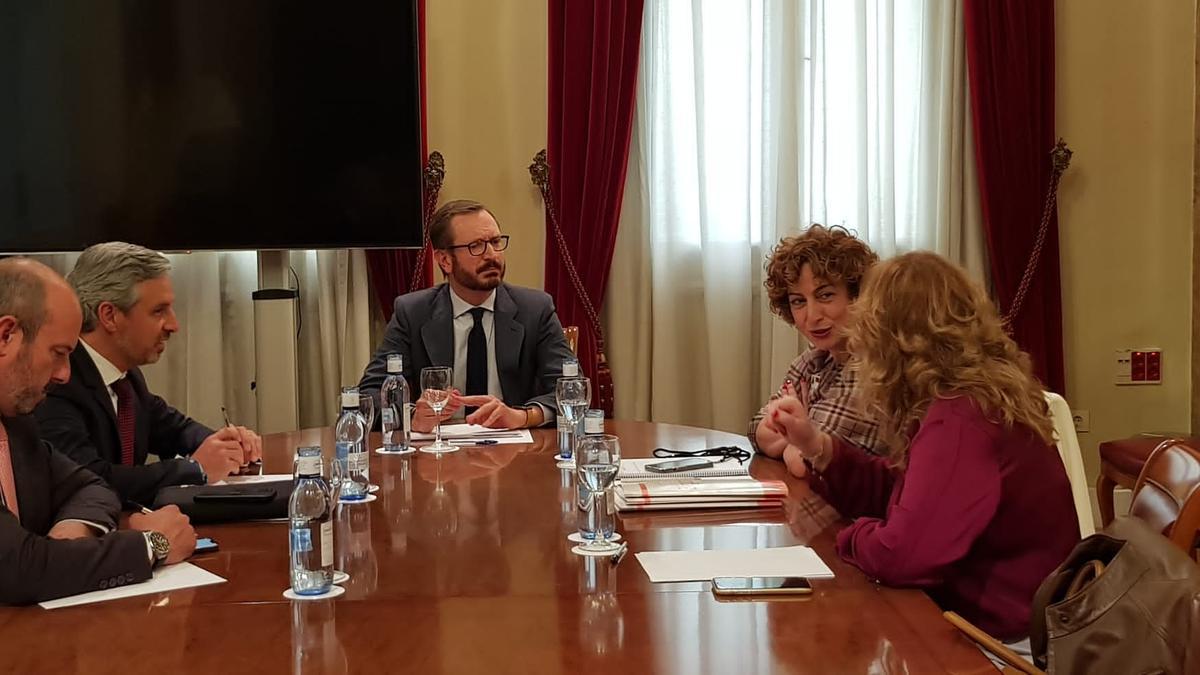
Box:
(0, 421, 992, 674)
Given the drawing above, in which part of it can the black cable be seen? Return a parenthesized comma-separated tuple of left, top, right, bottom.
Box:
(652, 446, 752, 464)
(288, 264, 302, 339)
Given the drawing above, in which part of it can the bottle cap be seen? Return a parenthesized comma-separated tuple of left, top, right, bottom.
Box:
(563, 360, 579, 377)
(386, 354, 403, 374)
(295, 454, 323, 477)
(342, 391, 360, 408)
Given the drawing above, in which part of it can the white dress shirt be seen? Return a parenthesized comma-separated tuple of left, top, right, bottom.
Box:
(449, 288, 504, 404)
(442, 287, 554, 425)
(80, 338, 124, 416)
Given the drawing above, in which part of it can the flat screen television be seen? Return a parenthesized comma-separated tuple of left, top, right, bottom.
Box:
(0, 0, 423, 253)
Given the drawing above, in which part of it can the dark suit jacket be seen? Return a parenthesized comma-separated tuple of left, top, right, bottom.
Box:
(34, 347, 212, 505)
(358, 283, 574, 418)
(0, 415, 152, 605)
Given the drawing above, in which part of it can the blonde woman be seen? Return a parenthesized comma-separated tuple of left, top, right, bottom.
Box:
(767, 252, 1078, 643)
(750, 225, 887, 478)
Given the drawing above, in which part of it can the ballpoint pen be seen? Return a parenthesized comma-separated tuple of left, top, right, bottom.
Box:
(128, 501, 154, 515)
(222, 405, 262, 467)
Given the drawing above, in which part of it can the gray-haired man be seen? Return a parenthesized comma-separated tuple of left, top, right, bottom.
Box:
(33, 242, 262, 505)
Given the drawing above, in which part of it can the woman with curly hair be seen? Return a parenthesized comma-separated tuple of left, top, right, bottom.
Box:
(767, 251, 1078, 643)
(750, 225, 888, 478)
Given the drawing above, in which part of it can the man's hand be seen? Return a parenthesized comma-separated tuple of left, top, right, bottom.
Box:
(411, 389, 463, 434)
(128, 505, 197, 565)
(47, 520, 98, 540)
(460, 395, 525, 429)
(233, 426, 263, 464)
(193, 427, 244, 483)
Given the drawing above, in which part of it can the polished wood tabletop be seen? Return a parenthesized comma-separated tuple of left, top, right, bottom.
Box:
(0, 421, 992, 674)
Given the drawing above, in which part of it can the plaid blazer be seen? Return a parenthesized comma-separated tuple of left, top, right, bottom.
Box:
(748, 349, 886, 456)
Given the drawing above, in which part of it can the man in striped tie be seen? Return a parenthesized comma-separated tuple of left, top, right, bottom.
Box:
(0, 258, 196, 604)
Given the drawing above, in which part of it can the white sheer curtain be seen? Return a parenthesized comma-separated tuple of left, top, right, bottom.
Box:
(605, 0, 986, 432)
(289, 248, 374, 429)
(36, 249, 373, 431)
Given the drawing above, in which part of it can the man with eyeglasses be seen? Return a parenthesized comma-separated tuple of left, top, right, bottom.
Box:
(358, 199, 574, 433)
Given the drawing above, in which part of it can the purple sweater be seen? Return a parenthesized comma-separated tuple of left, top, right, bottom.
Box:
(809, 396, 1079, 640)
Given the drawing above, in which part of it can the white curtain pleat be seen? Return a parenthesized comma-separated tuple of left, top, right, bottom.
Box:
(605, 0, 986, 433)
(292, 248, 373, 429)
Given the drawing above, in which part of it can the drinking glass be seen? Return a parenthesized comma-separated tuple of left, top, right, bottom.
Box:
(420, 366, 455, 454)
(555, 377, 591, 465)
(572, 434, 621, 555)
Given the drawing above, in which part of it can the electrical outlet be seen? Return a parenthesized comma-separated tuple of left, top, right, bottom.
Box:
(1071, 409, 1090, 433)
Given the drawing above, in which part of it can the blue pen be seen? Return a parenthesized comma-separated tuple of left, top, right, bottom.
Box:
(448, 439, 498, 446)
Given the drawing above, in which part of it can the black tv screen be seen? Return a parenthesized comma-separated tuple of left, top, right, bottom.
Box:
(0, 0, 423, 252)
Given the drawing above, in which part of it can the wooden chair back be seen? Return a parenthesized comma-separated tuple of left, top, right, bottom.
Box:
(1130, 439, 1200, 558)
(563, 326, 579, 355)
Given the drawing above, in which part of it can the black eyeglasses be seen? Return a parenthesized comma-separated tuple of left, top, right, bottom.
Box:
(444, 235, 510, 256)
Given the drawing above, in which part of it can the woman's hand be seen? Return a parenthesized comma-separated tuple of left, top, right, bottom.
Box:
(766, 380, 833, 471)
(781, 445, 809, 478)
(754, 415, 791, 458)
(765, 381, 819, 450)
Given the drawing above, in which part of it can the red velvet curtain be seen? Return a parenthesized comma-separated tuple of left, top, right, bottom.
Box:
(964, 1, 1065, 393)
(545, 0, 644, 387)
(366, 0, 433, 316)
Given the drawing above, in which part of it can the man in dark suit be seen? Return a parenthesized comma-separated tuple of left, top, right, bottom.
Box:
(34, 242, 263, 505)
(0, 259, 195, 605)
(359, 199, 574, 433)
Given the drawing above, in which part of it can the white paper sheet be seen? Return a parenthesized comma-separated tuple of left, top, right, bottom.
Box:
(39, 562, 227, 609)
(411, 424, 533, 444)
(213, 474, 292, 485)
(635, 545, 835, 583)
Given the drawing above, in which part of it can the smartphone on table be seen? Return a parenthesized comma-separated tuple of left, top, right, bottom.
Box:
(711, 577, 813, 596)
(195, 538, 219, 553)
(645, 457, 713, 473)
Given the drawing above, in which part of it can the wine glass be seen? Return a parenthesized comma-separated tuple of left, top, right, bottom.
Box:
(555, 376, 591, 465)
(420, 366, 455, 454)
(572, 434, 621, 556)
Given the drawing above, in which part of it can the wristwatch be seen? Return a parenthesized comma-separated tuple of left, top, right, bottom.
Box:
(145, 531, 170, 567)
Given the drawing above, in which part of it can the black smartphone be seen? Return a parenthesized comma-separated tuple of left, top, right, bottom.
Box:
(196, 537, 219, 553)
(711, 577, 813, 596)
(645, 457, 713, 473)
(193, 487, 276, 503)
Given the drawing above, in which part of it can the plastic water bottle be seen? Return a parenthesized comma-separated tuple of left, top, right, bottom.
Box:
(335, 388, 369, 501)
(380, 354, 410, 452)
(290, 446, 334, 595)
(577, 410, 614, 541)
(557, 358, 580, 458)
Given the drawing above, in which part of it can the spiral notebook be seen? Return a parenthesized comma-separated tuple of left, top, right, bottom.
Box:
(618, 458, 750, 480)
